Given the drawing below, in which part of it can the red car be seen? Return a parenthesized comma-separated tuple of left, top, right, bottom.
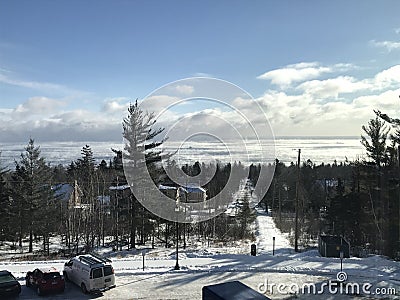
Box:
(25, 267, 65, 295)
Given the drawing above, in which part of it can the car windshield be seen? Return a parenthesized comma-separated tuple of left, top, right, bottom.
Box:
(0, 274, 15, 283)
(43, 272, 60, 280)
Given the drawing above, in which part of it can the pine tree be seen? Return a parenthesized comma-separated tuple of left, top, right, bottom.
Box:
(237, 191, 256, 239)
(361, 115, 395, 255)
(0, 159, 13, 242)
(15, 139, 56, 253)
(75, 145, 97, 252)
(361, 117, 389, 168)
(122, 100, 167, 249)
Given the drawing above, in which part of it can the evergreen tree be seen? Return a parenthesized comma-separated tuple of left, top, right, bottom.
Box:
(361, 117, 389, 168)
(15, 139, 56, 253)
(75, 145, 97, 252)
(122, 100, 167, 249)
(0, 159, 13, 242)
(237, 191, 256, 239)
(360, 114, 396, 255)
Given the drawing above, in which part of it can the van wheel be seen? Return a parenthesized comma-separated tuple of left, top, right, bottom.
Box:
(81, 283, 88, 294)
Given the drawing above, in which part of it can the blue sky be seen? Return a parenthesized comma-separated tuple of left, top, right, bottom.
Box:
(0, 1, 399, 142)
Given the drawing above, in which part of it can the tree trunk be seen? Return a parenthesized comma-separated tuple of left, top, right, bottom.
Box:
(130, 197, 136, 249)
(29, 229, 33, 253)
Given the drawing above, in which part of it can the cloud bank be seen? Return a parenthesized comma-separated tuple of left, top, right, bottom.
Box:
(0, 64, 399, 142)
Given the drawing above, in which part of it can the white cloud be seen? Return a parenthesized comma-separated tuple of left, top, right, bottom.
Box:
(370, 40, 400, 52)
(0, 73, 64, 90)
(374, 65, 400, 88)
(353, 89, 400, 111)
(291, 65, 400, 99)
(297, 76, 371, 99)
(257, 62, 355, 88)
(102, 97, 130, 114)
(159, 64, 400, 139)
(13, 97, 66, 116)
(173, 84, 194, 95)
(0, 71, 89, 97)
(192, 72, 214, 77)
(1, 64, 399, 142)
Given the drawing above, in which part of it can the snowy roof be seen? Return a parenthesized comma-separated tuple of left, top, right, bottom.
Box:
(97, 195, 110, 203)
(159, 184, 177, 190)
(52, 184, 73, 201)
(158, 184, 206, 194)
(109, 184, 130, 191)
(183, 185, 206, 193)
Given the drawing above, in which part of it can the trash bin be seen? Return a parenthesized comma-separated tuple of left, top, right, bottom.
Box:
(251, 244, 256, 256)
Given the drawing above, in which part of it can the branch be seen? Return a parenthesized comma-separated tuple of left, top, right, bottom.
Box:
(374, 110, 400, 126)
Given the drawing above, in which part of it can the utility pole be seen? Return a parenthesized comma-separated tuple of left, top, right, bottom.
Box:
(398, 145, 400, 254)
(294, 149, 301, 252)
(174, 188, 180, 270)
(174, 222, 180, 270)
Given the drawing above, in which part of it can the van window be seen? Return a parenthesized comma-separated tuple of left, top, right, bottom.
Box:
(103, 266, 113, 276)
(91, 268, 103, 279)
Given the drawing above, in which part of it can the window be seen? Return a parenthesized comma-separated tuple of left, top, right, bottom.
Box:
(0, 274, 15, 284)
(91, 268, 103, 279)
(103, 266, 113, 276)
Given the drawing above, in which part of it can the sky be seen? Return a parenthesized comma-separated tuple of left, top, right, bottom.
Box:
(0, 0, 399, 142)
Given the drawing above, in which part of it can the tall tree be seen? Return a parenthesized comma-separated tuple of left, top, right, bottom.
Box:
(0, 157, 13, 242)
(122, 100, 167, 249)
(15, 139, 56, 253)
(375, 106, 400, 256)
(361, 117, 389, 168)
(75, 145, 97, 252)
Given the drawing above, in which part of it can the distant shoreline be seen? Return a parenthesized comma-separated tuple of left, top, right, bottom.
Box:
(0, 137, 365, 168)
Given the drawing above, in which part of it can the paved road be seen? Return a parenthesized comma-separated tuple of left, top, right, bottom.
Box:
(16, 270, 329, 299)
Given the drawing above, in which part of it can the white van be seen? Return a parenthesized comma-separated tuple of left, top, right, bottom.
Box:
(63, 253, 116, 294)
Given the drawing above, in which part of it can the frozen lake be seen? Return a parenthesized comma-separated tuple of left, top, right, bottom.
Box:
(0, 137, 365, 168)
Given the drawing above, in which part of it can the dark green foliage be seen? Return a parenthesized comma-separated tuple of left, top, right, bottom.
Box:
(237, 192, 257, 239)
(13, 139, 58, 253)
(361, 117, 389, 168)
(0, 164, 13, 242)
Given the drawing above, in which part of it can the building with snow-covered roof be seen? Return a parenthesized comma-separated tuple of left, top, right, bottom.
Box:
(52, 181, 82, 209)
(159, 184, 207, 203)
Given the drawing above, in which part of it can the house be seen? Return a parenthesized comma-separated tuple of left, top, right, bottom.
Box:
(109, 184, 131, 210)
(184, 185, 207, 203)
(159, 184, 181, 200)
(97, 195, 111, 214)
(52, 181, 82, 209)
(159, 184, 207, 203)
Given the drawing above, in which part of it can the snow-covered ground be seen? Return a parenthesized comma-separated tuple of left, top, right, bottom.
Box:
(1, 205, 399, 299)
(256, 207, 291, 256)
